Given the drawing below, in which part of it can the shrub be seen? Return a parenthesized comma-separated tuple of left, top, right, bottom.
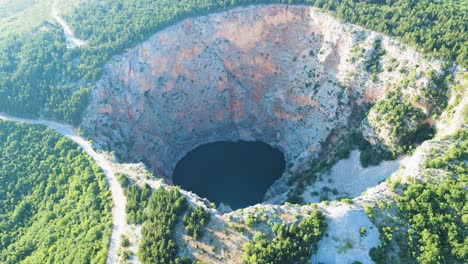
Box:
(138, 187, 188, 264)
(183, 206, 211, 240)
(242, 210, 327, 264)
(359, 227, 367, 237)
(341, 198, 353, 204)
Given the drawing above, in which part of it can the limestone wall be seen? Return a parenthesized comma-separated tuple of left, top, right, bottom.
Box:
(82, 5, 440, 181)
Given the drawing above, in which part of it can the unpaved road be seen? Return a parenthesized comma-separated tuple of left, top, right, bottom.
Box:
(52, 0, 86, 48)
(0, 113, 126, 264)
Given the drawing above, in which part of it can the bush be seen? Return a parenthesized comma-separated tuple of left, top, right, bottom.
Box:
(242, 210, 327, 264)
(341, 198, 353, 204)
(364, 39, 385, 74)
(183, 206, 211, 240)
(369, 89, 432, 157)
(359, 227, 367, 237)
(122, 237, 130, 247)
(245, 214, 258, 227)
(138, 187, 188, 264)
(125, 183, 152, 224)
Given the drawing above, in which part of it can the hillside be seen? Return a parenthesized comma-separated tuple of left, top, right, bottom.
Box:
(0, 0, 465, 123)
(0, 1, 466, 264)
(0, 121, 112, 263)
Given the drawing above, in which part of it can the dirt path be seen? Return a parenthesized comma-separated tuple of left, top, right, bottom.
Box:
(52, 0, 86, 48)
(0, 113, 126, 264)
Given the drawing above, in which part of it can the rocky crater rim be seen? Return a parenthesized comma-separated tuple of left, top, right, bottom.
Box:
(82, 5, 442, 200)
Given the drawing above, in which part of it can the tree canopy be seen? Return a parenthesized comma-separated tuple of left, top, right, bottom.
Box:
(242, 209, 327, 264)
(138, 187, 189, 264)
(370, 130, 467, 264)
(0, 121, 112, 263)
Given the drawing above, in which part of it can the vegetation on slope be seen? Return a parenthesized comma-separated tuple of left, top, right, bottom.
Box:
(369, 130, 467, 264)
(242, 209, 326, 264)
(398, 130, 467, 263)
(284, 66, 454, 204)
(123, 179, 151, 225)
(0, 0, 465, 123)
(366, 67, 452, 162)
(138, 187, 189, 264)
(122, 177, 212, 263)
(369, 89, 432, 155)
(364, 38, 385, 74)
(183, 206, 211, 240)
(124, 179, 325, 263)
(0, 24, 89, 124)
(0, 121, 111, 263)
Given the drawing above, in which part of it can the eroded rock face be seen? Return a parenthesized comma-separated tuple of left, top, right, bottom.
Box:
(82, 5, 440, 187)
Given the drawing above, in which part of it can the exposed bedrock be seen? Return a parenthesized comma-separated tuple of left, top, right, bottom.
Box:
(82, 5, 441, 195)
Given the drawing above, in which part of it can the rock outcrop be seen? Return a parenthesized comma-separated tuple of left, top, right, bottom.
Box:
(82, 5, 441, 192)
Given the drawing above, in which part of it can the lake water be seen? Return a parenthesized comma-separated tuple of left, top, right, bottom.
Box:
(172, 141, 285, 210)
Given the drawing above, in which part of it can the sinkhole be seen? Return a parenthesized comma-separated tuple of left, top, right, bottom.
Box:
(172, 141, 286, 210)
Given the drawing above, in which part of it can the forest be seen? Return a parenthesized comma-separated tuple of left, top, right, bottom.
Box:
(137, 187, 189, 264)
(123, 179, 152, 225)
(0, 1, 465, 263)
(123, 180, 212, 263)
(0, 23, 89, 125)
(398, 130, 467, 263)
(369, 129, 467, 264)
(0, 121, 112, 263)
(0, 0, 465, 123)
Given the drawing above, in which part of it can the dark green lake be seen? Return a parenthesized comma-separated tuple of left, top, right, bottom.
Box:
(172, 141, 286, 210)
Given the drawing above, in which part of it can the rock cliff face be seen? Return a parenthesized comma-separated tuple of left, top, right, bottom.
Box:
(82, 5, 440, 189)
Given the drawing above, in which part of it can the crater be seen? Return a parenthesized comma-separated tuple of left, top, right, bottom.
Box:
(172, 141, 286, 209)
(82, 5, 442, 206)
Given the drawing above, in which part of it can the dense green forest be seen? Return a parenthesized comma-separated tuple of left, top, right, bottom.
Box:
(0, 23, 89, 124)
(123, 179, 151, 225)
(397, 130, 467, 263)
(242, 209, 326, 263)
(0, 0, 465, 123)
(121, 178, 212, 263)
(138, 187, 190, 264)
(369, 129, 467, 264)
(0, 121, 111, 263)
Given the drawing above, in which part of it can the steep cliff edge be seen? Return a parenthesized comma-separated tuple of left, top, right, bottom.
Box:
(82, 5, 442, 196)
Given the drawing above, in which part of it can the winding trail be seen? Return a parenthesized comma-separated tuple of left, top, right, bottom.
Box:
(0, 113, 126, 264)
(52, 0, 86, 48)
